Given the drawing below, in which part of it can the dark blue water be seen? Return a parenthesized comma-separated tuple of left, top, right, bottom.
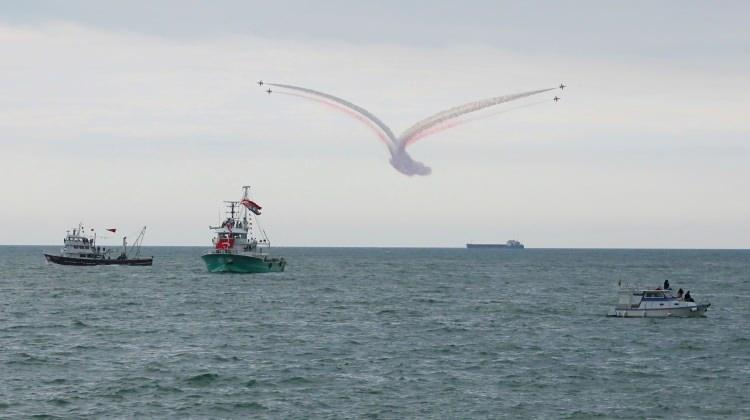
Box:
(1, 246, 748, 418)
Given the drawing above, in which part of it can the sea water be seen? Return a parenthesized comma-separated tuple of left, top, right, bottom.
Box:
(1, 246, 748, 418)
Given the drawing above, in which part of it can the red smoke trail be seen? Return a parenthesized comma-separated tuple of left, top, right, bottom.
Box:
(404, 99, 550, 147)
(398, 88, 555, 147)
(275, 92, 391, 146)
(404, 120, 462, 146)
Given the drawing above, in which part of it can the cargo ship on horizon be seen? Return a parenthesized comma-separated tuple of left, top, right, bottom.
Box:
(466, 240, 524, 249)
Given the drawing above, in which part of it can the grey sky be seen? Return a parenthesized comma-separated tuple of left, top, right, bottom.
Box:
(1, 1, 749, 247)
(3, 1, 748, 54)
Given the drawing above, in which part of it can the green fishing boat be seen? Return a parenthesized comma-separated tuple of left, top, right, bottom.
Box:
(201, 186, 286, 274)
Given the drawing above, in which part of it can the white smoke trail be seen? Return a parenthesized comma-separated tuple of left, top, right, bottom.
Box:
(266, 83, 556, 176)
(398, 89, 554, 146)
(404, 98, 550, 146)
(268, 83, 432, 175)
(267, 83, 397, 152)
(275, 91, 392, 146)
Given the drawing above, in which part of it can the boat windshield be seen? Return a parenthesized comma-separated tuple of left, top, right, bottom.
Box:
(643, 291, 667, 298)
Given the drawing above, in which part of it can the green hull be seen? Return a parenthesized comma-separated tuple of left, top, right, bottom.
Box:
(201, 252, 286, 273)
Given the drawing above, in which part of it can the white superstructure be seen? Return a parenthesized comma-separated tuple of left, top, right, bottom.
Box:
(206, 186, 270, 256)
(60, 224, 111, 259)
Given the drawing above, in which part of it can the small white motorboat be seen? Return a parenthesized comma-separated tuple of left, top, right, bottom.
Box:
(608, 285, 710, 318)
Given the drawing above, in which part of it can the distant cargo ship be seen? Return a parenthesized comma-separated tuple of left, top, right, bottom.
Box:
(466, 240, 524, 249)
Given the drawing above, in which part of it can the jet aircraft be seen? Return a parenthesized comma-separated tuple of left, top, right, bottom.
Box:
(553, 96, 560, 102)
(266, 88, 272, 94)
(559, 83, 566, 90)
(258, 80, 264, 86)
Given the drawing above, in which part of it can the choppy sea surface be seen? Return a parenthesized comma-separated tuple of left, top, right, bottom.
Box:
(1, 246, 748, 418)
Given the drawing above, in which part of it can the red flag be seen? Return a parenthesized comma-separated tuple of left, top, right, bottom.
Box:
(240, 198, 262, 215)
(106, 228, 117, 233)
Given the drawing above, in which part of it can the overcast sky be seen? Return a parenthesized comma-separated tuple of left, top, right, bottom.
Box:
(1, 1, 749, 247)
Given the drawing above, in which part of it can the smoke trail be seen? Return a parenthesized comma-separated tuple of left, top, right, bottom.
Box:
(276, 91, 391, 146)
(398, 88, 554, 147)
(268, 83, 397, 152)
(404, 98, 550, 147)
(406, 120, 463, 144)
(266, 82, 556, 176)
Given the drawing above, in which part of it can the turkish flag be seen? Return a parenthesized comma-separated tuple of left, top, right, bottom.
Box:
(240, 199, 262, 215)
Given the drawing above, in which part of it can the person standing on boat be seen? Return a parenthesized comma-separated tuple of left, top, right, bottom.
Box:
(663, 279, 671, 290)
(677, 288, 684, 300)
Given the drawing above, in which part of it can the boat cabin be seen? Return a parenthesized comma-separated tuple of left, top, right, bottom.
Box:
(61, 226, 109, 259)
(212, 218, 259, 253)
(616, 288, 683, 310)
(208, 195, 272, 256)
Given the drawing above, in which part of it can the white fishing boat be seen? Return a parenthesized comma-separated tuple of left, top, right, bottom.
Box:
(44, 224, 152, 266)
(608, 284, 710, 318)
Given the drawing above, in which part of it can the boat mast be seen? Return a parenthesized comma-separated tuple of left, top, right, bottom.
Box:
(121, 236, 128, 258)
(241, 186, 250, 221)
(223, 201, 238, 231)
(129, 226, 147, 257)
(244, 185, 271, 248)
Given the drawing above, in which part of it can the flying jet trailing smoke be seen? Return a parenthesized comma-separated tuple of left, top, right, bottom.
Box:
(264, 82, 560, 176)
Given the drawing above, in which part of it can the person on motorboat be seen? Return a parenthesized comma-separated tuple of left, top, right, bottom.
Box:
(677, 288, 684, 300)
(663, 279, 671, 290)
(684, 291, 694, 302)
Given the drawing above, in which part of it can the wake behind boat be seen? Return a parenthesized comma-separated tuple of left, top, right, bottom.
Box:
(201, 186, 286, 273)
(44, 224, 153, 266)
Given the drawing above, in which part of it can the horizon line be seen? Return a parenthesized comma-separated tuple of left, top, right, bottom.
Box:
(3, 244, 749, 251)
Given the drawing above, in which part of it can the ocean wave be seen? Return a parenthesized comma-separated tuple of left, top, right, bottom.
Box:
(185, 373, 220, 386)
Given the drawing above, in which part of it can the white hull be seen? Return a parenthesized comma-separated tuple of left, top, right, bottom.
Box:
(608, 304, 710, 318)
